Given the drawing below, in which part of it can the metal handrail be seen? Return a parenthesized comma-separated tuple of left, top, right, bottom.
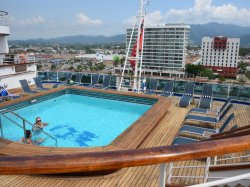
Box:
(0, 109, 57, 146)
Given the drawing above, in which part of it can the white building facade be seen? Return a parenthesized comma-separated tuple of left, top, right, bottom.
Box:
(201, 36, 240, 78)
(116, 24, 190, 77)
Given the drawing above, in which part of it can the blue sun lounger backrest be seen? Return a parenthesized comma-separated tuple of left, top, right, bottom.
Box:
(75, 73, 83, 84)
(33, 77, 44, 89)
(65, 73, 72, 82)
(184, 82, 195, 96)
(218, 98, 231, 113)
(218, 103, 233, 122)
(164, 81, 174, 93)
(19, 79, 32, 92)
(148, 79, 157, 91)
(91, 74, 99, 85)
(219, 113, 234, 133)
(202, 84, 212, 97)
(103, 75, 111, 88)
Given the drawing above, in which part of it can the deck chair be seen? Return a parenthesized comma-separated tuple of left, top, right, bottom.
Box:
(172, 136, 199, 145)
(198, 84, 213, 109)
(145, 79, 158, 94)
(109, 76, 117, 90)
(161, 81, 174, 97)
(102, 75, 111, 89)
(73, 73, 83, 85)
(0, 87, 21, 100)
(178, 82, 195, 107)
(179, 113, 235, 136)
(33, 77, 50, 91)
(19, 79, 38, 94)
(188, 98, 231, 115)
(184, 103, 233, 125)
(52, 73, 72, 88)
(88, 74, 100, 87)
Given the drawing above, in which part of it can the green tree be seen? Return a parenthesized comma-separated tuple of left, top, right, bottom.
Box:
(239, 48, 250, 56)
(246, 71, 250, 80)
(113, 55, 121, 67)
(96, 63, 106, 70)
(238, 76, 246, 85)
(238, 61, 247, 73)
(218, 76, 226, 83)
(120, 56, 125, 66)
(37, 64, 42, 71)
(77, 65, 83, 71)
(200, 68, 214, 79)
(51, 64, 57, 70)
(68, 66, 74, 70)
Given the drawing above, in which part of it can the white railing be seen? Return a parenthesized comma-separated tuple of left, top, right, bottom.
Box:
(0, 11, 9, 26)
(213, 153, 250, 165)
(159, 153, 250, 186)
(0, 53, 36, 65)
(187, 173, 250, 187)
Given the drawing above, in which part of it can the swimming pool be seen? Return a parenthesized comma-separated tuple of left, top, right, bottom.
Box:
(1, 89, 155, 148)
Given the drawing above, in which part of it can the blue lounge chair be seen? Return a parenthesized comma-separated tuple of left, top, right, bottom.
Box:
(188, 98, 231, 115)
(184, 103, 233, 124)
(179, 82, 195, 107)
(88, 74, 100, 87)
(198, 84, 213, 109)
(161, 81, 174, 97)
(145, 79, 158, 94)
(19, 79, 38, 94)
(0, 87, 21, 100)
(33, 77, 50, 91)
(53, 73, 73, 88)
(179, 113, 235, 136)
(172, 136, 199, 145)
(102, 75, 111, 89)
(73, 73, 83, 85)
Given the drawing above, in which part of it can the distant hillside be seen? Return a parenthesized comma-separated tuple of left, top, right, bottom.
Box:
(10, 34, 126, 45)
(240, 34, 250, 48)
(9, 22, 250, 47)
(190, 22, 250, 46)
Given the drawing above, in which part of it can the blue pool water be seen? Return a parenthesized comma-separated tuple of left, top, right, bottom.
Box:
(2, 94, 151, 147)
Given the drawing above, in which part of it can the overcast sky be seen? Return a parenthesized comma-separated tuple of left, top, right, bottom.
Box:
(1, 0, 250, 39)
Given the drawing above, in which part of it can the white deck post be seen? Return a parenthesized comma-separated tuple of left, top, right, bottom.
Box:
(159, 163, 167, 187)
(167, 162, 173, 184)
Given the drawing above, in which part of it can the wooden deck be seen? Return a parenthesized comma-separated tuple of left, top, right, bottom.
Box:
(0, 93, 249, 186)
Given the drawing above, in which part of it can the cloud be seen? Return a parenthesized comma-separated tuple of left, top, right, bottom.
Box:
(165, 0, 250, 26)
(20, 16, 46, 25)
(76, 12, 102, 25)
(124, 0, 250, 27)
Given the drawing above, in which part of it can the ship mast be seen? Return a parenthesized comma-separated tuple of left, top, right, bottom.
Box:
(118, 0, 148, 92)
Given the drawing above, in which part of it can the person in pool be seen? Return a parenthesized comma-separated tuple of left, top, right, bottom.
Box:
(32, 117, 49, 131)
(20, 130, 44, 145)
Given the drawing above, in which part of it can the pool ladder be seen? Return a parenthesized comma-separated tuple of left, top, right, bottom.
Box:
(0, 109, 58, 147)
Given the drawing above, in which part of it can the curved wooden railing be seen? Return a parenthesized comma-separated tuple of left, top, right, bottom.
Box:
(0, 135, 250, 175)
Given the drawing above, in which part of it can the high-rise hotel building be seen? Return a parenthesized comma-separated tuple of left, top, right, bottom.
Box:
(116, 24, 190, 77)
(201, 36, 240, 78)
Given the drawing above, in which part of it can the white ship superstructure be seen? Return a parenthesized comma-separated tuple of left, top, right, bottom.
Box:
(0, 11, 37, 90)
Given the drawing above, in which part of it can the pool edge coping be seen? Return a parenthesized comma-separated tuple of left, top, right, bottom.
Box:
(0, 86, 171, 154)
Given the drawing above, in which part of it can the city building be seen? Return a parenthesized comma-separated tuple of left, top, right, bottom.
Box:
(115, 24, 190, 77)
(201, 36, 240, 78)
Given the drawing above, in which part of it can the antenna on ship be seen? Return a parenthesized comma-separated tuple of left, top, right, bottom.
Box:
(118, 0, 149, 93)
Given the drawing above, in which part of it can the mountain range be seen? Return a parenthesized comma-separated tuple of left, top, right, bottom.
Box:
(10, 22, 250, 47)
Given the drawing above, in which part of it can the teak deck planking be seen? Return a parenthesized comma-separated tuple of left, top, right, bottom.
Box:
(0, 87, 249, 186)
